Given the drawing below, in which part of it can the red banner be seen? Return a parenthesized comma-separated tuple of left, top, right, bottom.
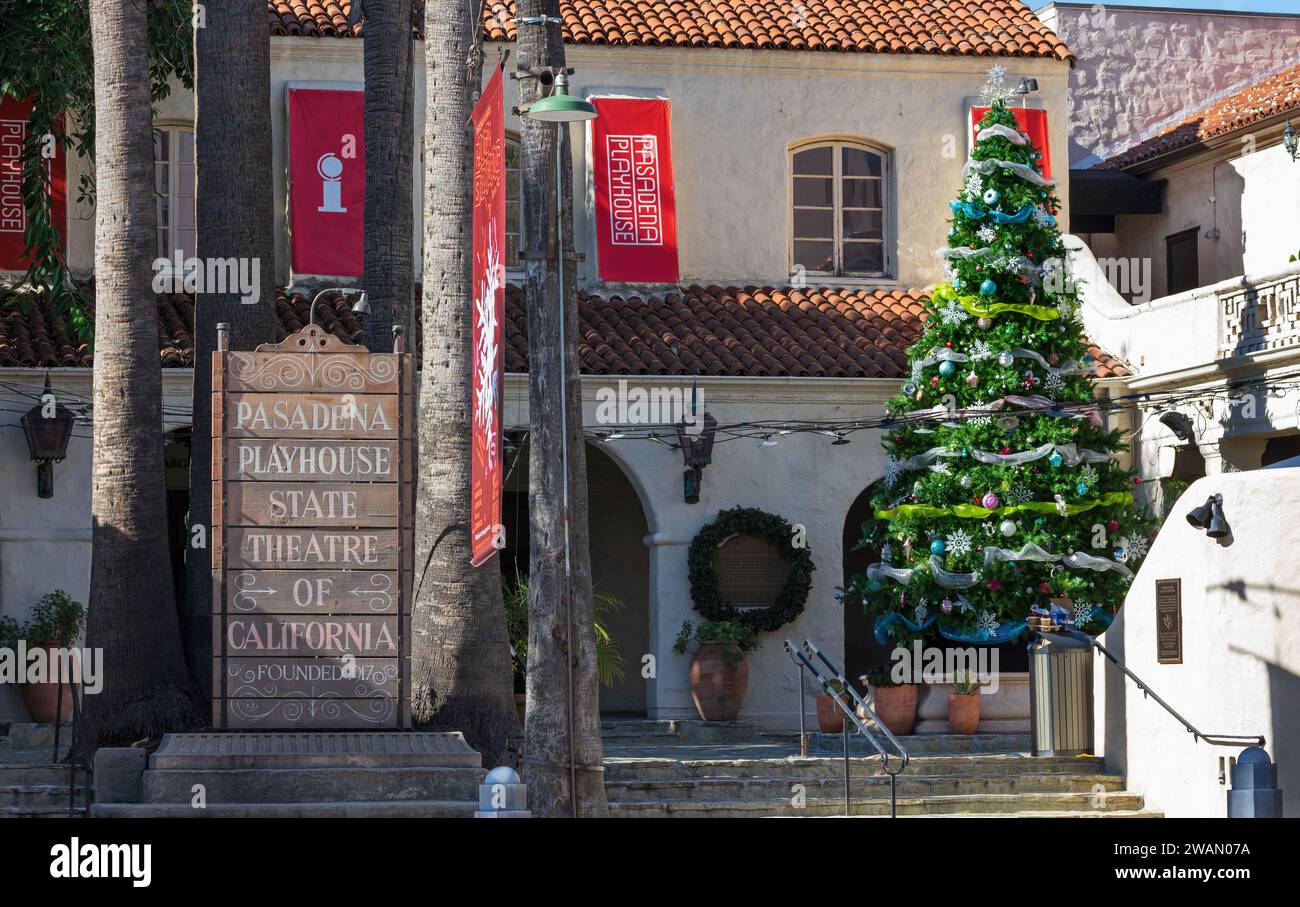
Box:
(970, 106, 1052, 179)
(470, 66, 506, 567)
(288, 87, 364, 276)
(591, 97, 679, 283)
(0, 95, 66, 270)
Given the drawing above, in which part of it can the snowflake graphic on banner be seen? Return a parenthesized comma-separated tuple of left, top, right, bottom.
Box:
(474, 224, 503, 471)
(976, 610, 1001, 638)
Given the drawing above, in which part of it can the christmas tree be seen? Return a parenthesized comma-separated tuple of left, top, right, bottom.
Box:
(850, 67, 1155, 649)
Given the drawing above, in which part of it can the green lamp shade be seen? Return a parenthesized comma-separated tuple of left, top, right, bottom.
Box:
(525, 92, 597, 123)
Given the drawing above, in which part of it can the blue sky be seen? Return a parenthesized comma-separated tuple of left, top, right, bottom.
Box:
(1030, 0, 1300, 12)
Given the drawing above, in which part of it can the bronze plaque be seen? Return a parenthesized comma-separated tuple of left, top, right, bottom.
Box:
(212, 324, 413, 729)
(715, 534, 791, 609)
(1156, 578, 1182, 664)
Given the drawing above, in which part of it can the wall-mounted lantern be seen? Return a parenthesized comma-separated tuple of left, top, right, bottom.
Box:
(676, 411, 717, 504)
(20, 374, 76, 499)
(1284, 120, 1298, 162)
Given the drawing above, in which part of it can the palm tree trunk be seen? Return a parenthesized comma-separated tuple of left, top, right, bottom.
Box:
(182, 2, 277, 699)
(363, 0, 415, 351)
(409, 0, 518, 765)
(82, 0, 205, 748)
(516, 0, 608, 817)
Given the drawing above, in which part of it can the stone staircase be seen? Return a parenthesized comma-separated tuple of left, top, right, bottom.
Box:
(0, 723, 88, 818)
(91, 731, 484, 818)
(601, 720, 1160, 818)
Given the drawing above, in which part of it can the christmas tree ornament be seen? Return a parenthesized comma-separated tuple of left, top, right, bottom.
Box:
(1106, 519, 1120, 532)
(938, 360, 957, 378)
(940, 599, 954, 614)
(981, 492, 1000, 509)
(965, 371, 979, 387)
(979, 278, 998, 296)
(997, 350, 1015, 367)
(976, 316, 994, 330)
(987, 578, 1002, 591)
(1047, 451, 1064, 468)
(999, 519, 1017, 537)
(959, 474, 972, 488)
(902, 382, 917, 395)
(1076, 482, 1089, 495)
(983, 188, 1001, 205)
(930, 538, 946, 555)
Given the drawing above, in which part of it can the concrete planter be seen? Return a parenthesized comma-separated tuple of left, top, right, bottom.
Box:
(916, 672, 1029, 733)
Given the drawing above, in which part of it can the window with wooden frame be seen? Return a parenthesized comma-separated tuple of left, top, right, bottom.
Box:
(790, 140, 890, 278)
(1165, 227, 1199, 296)
(505, 133, 521, 270)
(153, 126, 195, 260)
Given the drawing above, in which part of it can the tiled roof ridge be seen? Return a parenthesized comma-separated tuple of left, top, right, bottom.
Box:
(267, 1, 1075, 63)
(1098, 57, 1300, 171)
(0, 282, 1131, 379)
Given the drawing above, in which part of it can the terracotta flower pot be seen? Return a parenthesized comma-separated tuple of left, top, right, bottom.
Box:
(816, 693, 847, 733)
(947, 693, 981, 735)
(689, 642, 748, 721)
(19, 642, 74, 724)
(870, 684, 918, 736)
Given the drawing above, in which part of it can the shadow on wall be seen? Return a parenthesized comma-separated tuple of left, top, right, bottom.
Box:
(1266, 661, 1300, 817)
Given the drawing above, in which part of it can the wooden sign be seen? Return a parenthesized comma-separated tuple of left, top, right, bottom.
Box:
(1156, 578, 1182, 665)
(212, 323, 413, 729)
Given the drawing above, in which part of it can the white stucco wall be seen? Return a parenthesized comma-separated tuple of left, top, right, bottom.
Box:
(1037, 2, 1300, 166)
(53, 38, 1069, 292)
(1096, 470, 1300, 817)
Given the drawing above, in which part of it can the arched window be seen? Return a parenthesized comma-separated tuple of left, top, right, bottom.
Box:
(153, 126, 195, 260)
(505, 133, 521, 270)
(790, 140, 890, 278)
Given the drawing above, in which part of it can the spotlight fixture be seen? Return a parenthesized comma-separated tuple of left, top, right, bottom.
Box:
(1186, 493, 1230, 539)
(1284, 120, 1298, 162)
(1159, 410, 1195, 443)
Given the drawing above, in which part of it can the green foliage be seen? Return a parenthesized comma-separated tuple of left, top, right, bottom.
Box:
(687, 506, 815, 633)
(848, 89, 1157, 649)
(865, 663, 903, 688)
(0, 0, 194, 343)
(952, 670, 979, 695)
(503, 577, 626, 688)
(3, 589, 85, 647)
(673, 619, 759, 670)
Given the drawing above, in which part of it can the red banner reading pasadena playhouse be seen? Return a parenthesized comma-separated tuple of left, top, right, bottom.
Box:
(470, 66, 506, 567)
(969, 106, 1052, 179)
(0, 95, 66, 270)
(288, 87, 364, 277)
(591, 97, 679, 283)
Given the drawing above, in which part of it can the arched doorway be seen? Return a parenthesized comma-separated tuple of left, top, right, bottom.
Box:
(842, 482, 890, 691)
(499, 435, 651, 715)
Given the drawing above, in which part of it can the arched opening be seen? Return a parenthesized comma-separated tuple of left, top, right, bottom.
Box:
(842, 482, 890, 691)
(499, 434, 651, 716)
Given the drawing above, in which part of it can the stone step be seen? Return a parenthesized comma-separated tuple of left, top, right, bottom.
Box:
(0, 761, 79, 785)
(91, 800, 476, 819)
(603, 754, 1103, 782)
(141, 766, 483, 804)
(0, 783, 82, 810)
(600, 719, 798, 745)
(806, 732, 1033, 756)
(607, 790, 1148, 818)
(147, 731, 482, 770)
(0, 805, 81, 818)
(1, 723, 73, 750)
(895, 810, 1163, 819)
(605, 773, 1125, 802)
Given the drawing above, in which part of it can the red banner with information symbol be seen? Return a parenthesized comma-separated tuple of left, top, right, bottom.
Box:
(591, 97, 679, 283)
(470, 67, 506, 567)
(288, 87, 365, 277)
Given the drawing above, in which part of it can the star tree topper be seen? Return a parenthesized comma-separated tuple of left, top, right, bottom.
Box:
(980, 65, 1016, 107)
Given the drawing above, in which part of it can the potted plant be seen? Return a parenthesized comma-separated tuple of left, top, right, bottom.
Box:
(816, 678, 849, 733)
(863, 663, 918, 736)
(673, 619, 758, 721)
(8, 590, 84, 724)
(947, 670, 981, 734)
(503, 578, 626, 726)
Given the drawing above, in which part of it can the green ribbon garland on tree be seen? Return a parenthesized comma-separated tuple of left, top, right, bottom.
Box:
(875, 491, 1133, 521)
(933, 283, 1061, 322)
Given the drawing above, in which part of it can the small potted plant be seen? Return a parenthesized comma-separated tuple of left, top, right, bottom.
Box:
(10, 590, 84, 724)
(816, 678, 849, 733)
(673, 619, 759, 721)
(863, 663, 918, 736)
(947, 670, 981, 734)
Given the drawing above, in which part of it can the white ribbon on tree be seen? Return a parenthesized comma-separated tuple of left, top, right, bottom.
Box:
(963, 157, 1056, 188)
(968, 441, 1111, 467)
(1003, 347, 1089, 376)
(866, 541, 1132, 590)
(868, 563, 915, 585)
(1063, 551, 1134, 578)
(937, 245, 994, 261)
(975, 123, 1029, 146)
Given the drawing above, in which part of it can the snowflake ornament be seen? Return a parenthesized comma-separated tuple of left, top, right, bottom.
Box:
(914, 601, 929, 624)
(939, 298, 970, 326)
(881, 542, 893, 564)
(970, 340, 993, 360)
(884, 455, 901, 487)
(1043, 371, 1065, 397)
(977, 610, 1001, 638)
(964, 172, 983, 198)
(931, 461, 951, 475)
(947, 528, 973, 557)
(1009, 484, 1033, 505)
(1073, 600, 1097, 626)
(1079, 464, 1099, 487)
(977, 225, 997, 244)
(1127, 534, 1149, 561)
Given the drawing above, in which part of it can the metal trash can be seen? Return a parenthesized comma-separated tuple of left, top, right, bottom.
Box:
(1029, 632, 1094, 757)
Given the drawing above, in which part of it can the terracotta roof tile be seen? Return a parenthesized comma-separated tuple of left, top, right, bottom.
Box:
(1100, 61, 1300, 170)
(0, 283, 1129, 379)
(268, 1, 1073, 62)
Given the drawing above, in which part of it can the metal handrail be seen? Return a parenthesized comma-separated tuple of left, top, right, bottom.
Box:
(1067, 629, 1265, 749)
(785, 638, 909, 817)
(51, 654, 91, 818)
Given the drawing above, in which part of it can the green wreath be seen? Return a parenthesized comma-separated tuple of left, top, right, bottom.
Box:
(687, 507, 815, 633)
